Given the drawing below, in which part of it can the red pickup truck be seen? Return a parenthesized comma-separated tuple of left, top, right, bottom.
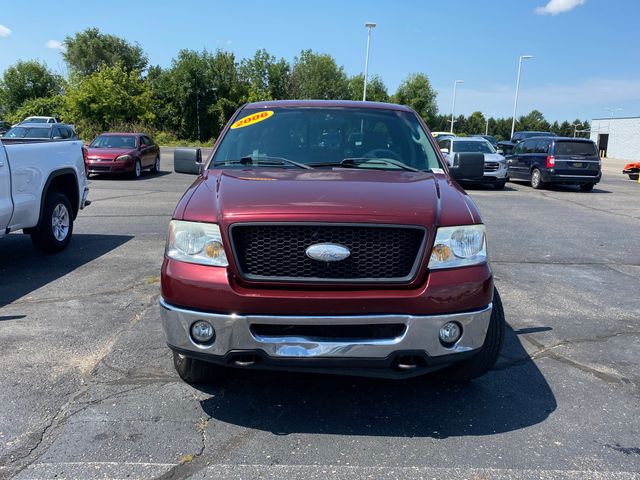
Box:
(161, 100, 504, 382)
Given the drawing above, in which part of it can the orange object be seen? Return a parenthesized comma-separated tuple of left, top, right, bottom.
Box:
(622, 162, 640, 180)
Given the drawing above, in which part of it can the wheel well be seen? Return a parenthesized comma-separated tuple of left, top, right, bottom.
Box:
(46, 172, 79, 219)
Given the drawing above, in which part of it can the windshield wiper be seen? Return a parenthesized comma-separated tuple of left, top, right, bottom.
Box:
(214, 155, 312, 169)
(339, 157, 419, 172)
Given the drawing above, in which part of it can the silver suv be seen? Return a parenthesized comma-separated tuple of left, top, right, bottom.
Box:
(438, 137, 508, 190)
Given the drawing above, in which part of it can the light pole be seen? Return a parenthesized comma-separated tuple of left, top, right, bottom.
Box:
(485, 113, 494, 135)
(572, 122, 581, 137)
(510, 55, 533, 140)
(449, 80, 463, 133)
(605, 107, 622, 118)
(362, 22, 376, 101)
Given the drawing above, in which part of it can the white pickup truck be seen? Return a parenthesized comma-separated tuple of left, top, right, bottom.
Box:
(0, 138, 90, 252)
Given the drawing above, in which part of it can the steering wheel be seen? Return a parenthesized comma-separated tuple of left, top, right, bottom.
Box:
(362, 148, 402, 161)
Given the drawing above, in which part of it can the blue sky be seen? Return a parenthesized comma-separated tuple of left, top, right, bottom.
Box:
(1, 0, 638, 122)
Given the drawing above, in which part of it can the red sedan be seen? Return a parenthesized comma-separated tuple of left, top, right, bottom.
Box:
(85, 132, 160, 179)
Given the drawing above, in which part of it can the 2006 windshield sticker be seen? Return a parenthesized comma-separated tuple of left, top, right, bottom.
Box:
(230, 110, 274, 129)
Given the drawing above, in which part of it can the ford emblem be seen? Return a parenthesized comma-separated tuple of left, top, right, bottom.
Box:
(305, 243, 351, 262)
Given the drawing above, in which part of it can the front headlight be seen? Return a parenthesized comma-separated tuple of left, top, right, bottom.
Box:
(165, 220, 228, 266)
(428, 225, 487, 270)
(116, 154, 132, 162)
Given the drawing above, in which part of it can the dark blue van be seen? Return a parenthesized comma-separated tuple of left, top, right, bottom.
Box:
(506, 137, 601, 191)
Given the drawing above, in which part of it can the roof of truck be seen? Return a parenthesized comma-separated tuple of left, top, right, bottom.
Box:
(243, 99, 413, 112)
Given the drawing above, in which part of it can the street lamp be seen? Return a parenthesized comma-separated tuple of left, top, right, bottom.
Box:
(605, 107, 622, 118)
(572, 122, 581, 137)
(510, 55, 533, 140)
(485, 113, 494, 135)
(449, 80, 464, 133)
(362, 22, 377, 101)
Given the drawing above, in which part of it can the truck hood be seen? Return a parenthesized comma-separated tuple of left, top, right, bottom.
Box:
(178, 168, 481, 228)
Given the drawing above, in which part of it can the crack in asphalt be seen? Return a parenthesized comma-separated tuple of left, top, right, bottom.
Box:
(498, 331, 640, 387)
(2, 291, 160, 476)
(153, 416, 211, 480)
(492, 260, 640, 267)
(1, 279, 158, 306)
(539, 191, 640, 222)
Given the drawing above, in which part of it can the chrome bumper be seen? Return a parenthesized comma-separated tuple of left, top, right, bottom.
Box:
(160, 298, 492, 360)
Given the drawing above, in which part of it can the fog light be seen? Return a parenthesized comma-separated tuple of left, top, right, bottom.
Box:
(190, 320, 215, 344)
(439, 322, 462, 345)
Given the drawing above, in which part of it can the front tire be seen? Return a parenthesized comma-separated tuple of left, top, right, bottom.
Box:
(579, 183, 595, 192)
(494, 180, 506, 190)
(132, 159, 142, 179)
(30, 191, 74, 253)
(530, 169, 544, 189)
(151, 155, 160, 174)
(173, 351, 228, 384)
(630, 174, 639, 181)
(439, 288, 505, 382)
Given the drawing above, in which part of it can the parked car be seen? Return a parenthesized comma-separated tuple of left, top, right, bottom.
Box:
(438, 136, 507, 189)
(0, 121, 11, 137)
(0, 135, 90, 252)
(506, 137, 601, 191)
(18, 116, 60, 125)
(431, 131, 456, 140)
(511, 131, 555, 143)
(622, 162, 639, 180)
(85, 133, 160, 179)
(497, 140, 515, 155)
(3, 123, 78, 141)
(470, 134, 498, 148)
(162, 99, 504, 383)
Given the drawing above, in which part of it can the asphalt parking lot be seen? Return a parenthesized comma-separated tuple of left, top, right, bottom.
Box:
(1, 149, 639, 480)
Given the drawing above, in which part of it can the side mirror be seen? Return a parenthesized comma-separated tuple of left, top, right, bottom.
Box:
(174, 147, 203, 175)
(496, 149, 504, 155)
(449, 152, 484, 181)
(440, 148, 449, 154)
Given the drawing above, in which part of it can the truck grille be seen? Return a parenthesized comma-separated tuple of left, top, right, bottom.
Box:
(484, 162, 500, 172)
(230, 224, 426, 284)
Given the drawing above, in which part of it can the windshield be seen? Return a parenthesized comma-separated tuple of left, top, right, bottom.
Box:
(90, 135, 137, 148)
(211, 107, 442, 171)
(554, 141, 597, 156)
(5, 126, 50, 138)
(452, 140, 495, 154)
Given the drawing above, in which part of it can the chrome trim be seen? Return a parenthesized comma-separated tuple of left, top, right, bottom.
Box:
(160, 298, 492, 360)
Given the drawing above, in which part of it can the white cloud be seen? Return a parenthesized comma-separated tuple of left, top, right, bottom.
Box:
(0, 24, 11, 37)
(46, 39, 63, 49)
(535, 0, 586, 15)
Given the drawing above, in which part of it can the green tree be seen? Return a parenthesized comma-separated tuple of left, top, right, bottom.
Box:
(239, 49, 290, 102)
(290, 50, 349, 100)
(393, 73, 438, 125)
(66, 63, 154, 134)
(558, 120, 572, 137)
(63, 28, 148, 77)
(0, 60, 63, 112)
(465, 111, 486, 135)
(348, 74, 389, 102)
(516, 109, 550, 132)
(151, 49, 242, 141)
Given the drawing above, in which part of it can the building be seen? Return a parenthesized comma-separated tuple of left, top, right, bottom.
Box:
(590, 117, 640, 160)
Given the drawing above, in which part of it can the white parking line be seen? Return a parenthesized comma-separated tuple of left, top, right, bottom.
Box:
(5, 463, 640, 480)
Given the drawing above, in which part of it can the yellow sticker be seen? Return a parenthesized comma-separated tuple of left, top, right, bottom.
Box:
(230, 110, 274, 129)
